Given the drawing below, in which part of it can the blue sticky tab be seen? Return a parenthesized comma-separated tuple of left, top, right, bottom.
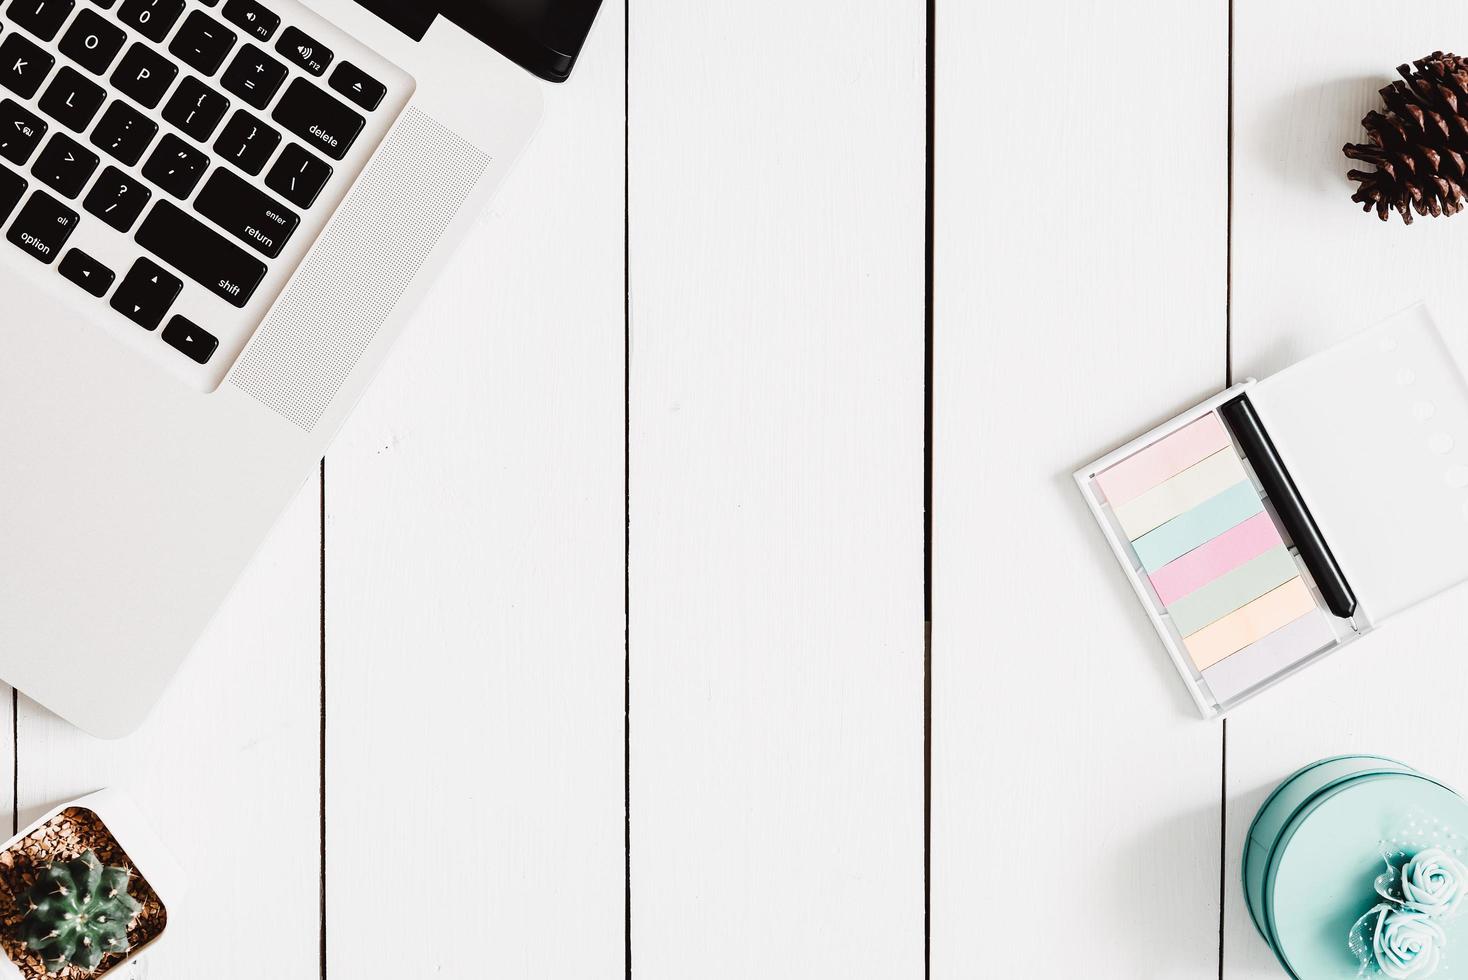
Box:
(1131, 481, 1264, 572)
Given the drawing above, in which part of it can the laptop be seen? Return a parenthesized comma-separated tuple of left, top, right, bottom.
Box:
(0, 0, 601, 736)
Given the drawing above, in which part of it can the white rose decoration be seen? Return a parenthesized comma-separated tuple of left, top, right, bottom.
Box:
(1374, 907, 1447, 980)
(1403, 849, 1468, 918)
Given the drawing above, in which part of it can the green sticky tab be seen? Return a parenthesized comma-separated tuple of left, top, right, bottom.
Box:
(1168, 546, 1301, 636)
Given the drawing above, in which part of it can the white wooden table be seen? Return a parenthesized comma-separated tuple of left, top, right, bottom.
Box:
(14, 2, 1468, 976)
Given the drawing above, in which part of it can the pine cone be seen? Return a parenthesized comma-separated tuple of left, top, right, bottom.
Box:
(1344, 52, 1468, 224)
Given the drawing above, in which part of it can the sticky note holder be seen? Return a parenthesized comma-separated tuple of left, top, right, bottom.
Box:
(1077, 304, 1468, 717)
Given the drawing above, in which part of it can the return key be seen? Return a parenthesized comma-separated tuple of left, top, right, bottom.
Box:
(195, 168, 298, 259)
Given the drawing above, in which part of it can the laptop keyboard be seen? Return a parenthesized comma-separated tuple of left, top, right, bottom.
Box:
(0, 0, 410, 390)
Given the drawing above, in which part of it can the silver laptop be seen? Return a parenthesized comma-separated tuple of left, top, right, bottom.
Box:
(0, 0, 587, 736)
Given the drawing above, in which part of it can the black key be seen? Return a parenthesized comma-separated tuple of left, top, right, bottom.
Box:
(135, 199, 265, 306)
(0, 98, 46, 164)
(0, 164, 25, 221)
(161, 76, 227, 140)
(0, 32, 55, 99)
(6, 189, 77, 263)
(264, 142, 329, 208)
(167, 10, 234, 75)
(328, 61, 384, 112)
(58, 9, 126, 74)
(110, 255, 179, 329)
(275, 25, 329, 75)
(110, 42, 176, 108)
(271, 78, 360, 161)
(219, 42, 283, 109)
(83, 163, 148, 229)
(194, 167, 295, 257)
(161, 314, 216, 363)
(6, 0, 75, 42)
(58, 247, 113, 295)
(141, 132, 206, 197)
(213, 108, 275, 174)
(116, 0, 184, 44)
(31, 132, 96, 197)
(221, 0, 275, 42)
(89, 98, 156, 164)
(38, 66, 105, 131)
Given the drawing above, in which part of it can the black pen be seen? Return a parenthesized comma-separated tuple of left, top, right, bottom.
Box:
(1219, 395, 1358, 619)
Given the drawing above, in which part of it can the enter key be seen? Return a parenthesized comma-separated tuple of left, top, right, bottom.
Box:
(194, 167, 299, 259)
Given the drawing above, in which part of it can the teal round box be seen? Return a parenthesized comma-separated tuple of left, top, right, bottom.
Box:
(1244, 755, 1468, 978)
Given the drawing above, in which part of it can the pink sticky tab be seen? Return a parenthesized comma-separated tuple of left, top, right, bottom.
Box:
(1148, 511, 1284, 605)
(1094, 414, 1232, 507)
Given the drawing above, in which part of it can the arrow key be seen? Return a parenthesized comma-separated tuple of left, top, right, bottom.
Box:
(110, 256, 181, 331)
(0, 99, 47, 165)
(161, 314, 218, 364)
(59, 249, 115, 297)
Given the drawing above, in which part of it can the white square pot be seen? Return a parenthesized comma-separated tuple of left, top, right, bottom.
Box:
(0, 791, 184, 980)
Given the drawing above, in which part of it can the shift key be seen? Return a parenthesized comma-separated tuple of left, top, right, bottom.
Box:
(0, 166, 26, 223)
(135, 201, 267, 308)
(195, 168, 298, 258)
(272, 78, 363, 161)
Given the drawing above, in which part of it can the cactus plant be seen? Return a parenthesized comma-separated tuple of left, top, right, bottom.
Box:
(21, 850, 139, 974)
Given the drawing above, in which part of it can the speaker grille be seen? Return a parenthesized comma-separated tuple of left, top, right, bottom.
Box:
(230, 109, 491, 431)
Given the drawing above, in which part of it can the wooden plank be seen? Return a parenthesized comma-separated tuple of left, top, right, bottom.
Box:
(627, 2, 924, 975)
(15, 476, 321, 976)
(930, 1, 1230, 976)
(1226, 3, 1468, 973)
(1, 693, 11, 837)
(322, 4, 627, 977)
